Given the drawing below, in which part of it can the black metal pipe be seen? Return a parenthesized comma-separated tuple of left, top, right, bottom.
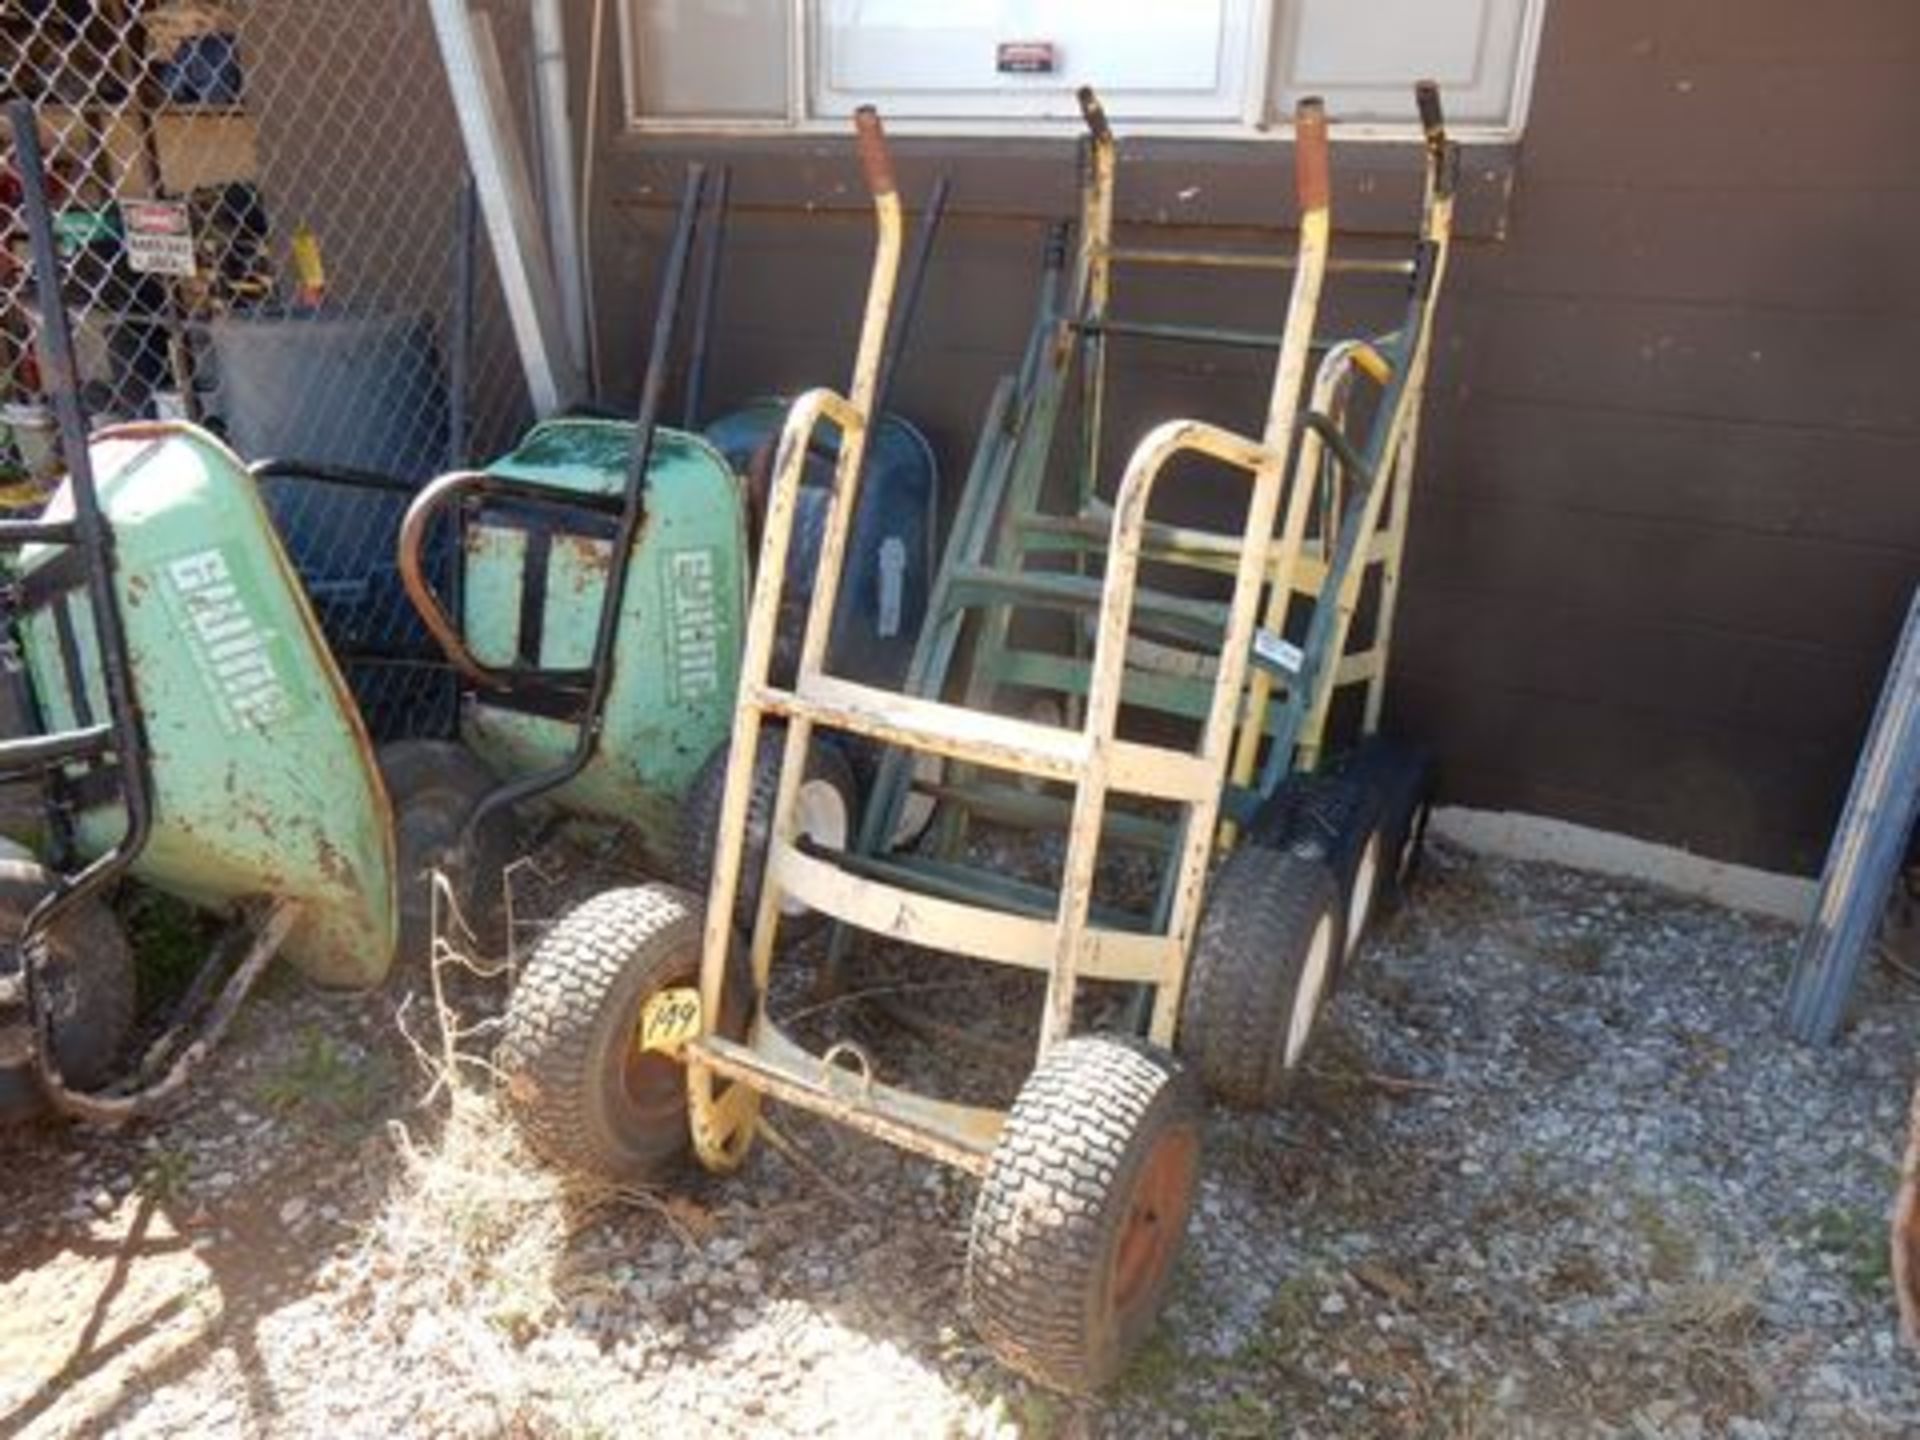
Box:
(247, 458, 418, 495)
(1297, 410, 1375, 492)
(683, 165, 730, 430)
(426, 468, 626, 517)
(464, 162, 710, 840)
(0, 520, 79, 545)
(872, 172, 951, 424)
(448, 174, 477, 470)
(6, 100, 155, 927)
(6, 100, 158, 1115)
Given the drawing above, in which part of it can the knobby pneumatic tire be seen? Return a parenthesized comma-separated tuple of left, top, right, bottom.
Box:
(1178, 845, 1343, 1110)
(675, 725, 857, 939)
(1340, 739, 1435, 918)
(1255, 771, 1389, 966)
(0, 860, 136, 1123)
(965, 1036, 1202, 1394)
(499, 884, 742, 1183)
(378, 740, 513, 965)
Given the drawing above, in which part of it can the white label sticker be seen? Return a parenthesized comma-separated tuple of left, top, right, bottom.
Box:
(1253, 628, 1305, 674)
(877, 535, 907, 639)
(120, 199, 196, 277)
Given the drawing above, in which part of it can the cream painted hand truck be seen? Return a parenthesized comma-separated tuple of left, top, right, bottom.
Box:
(500, 95, 1450, 1391)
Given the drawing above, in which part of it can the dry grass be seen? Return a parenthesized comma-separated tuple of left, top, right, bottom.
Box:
(1619, 1261, 1770, 1419)
(316, 872, 693, 1432)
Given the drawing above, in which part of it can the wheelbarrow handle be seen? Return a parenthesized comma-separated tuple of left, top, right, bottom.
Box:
(397, 468, 632, 691)
(1414, 81, 1458, 202)
(1294, 97, 1331, 216)
(399, 470, 497, 689)
(854, 105, 895, 198)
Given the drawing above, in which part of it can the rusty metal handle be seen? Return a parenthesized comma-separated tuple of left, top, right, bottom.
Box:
(1294, 97, 1331, 216)
(854, 105, 895, 197)
(1415, 81, 1457, 202)
(1416, 80, 1445, 143)
(397, 469, 502, 690)
(1077, 86, 1112, 146)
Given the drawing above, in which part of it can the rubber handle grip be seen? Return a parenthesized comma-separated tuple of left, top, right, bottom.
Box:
(1294, 98, 1330, 215)
(854, 105, 895, 197)
(1077, 86, 1112, 145)
(1416, 81, 1445, 143)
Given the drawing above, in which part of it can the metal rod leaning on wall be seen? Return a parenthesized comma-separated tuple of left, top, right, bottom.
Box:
(1782, 586, 1920, 1044)
(873, 173, 952, 425)
(683, 167, 730, 430)
(428, 0, 584, 416)
(448, 175, 478, 469)
(3, 99, 155, 934)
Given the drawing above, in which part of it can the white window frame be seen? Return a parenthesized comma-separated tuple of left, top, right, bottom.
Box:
(619, 0, 1547, 144)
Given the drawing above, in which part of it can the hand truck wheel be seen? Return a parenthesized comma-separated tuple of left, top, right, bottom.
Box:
(498, 883, 746, 1183)
(965, 1035, 1201, 1394)
(1178, 845, 1343, 1109)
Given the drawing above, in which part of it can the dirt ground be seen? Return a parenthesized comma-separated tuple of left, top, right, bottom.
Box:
(2, 840, 1917, 1438)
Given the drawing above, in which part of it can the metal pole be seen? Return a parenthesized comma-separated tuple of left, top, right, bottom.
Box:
(872, 173, 951, 424)
(428, 0, 583, 415)
(447, 175, 477, 470)
(530, 0, 588, 371)
(683, 166, 730, 430)
(5, 103, 155, 1101)
(1783, 588, 1920, 1044)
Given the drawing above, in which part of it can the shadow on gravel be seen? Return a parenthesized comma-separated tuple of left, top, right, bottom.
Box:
(0, 981, 423, 1438)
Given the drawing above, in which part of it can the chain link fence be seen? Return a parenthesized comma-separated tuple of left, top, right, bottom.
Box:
(2, 0, 537, 739)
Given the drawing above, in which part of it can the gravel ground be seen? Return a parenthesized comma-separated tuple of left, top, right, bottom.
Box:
(2, 839, 1917, 1438)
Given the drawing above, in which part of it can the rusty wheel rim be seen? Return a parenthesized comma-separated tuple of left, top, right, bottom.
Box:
(1110, 1125, 1199, 1318)
(611, 944, 754, 1137)
(613, 976, 695, 1132)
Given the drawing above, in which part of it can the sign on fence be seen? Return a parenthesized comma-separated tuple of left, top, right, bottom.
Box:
(119, 200, 197, 278)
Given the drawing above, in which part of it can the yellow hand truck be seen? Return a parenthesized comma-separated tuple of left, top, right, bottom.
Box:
(502, 91, 1455, 1392)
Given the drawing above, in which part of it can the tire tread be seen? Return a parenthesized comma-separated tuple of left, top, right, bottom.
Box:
(966, 1035, 1200, 1393)
(1179, 846, 1341, 1109)
(498, 885, 699, 1181)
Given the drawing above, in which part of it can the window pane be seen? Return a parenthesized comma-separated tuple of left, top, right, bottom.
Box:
(811, 0, 1253, 122)
(1270, 0, 1534, 128)
(627, 0, 789, 120)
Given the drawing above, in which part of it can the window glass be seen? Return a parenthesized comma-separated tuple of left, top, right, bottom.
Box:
(1270, 0, 1534, 126)
(810, 0, 1251, 122)
(626, 0, 790, 120)
(622, 0, 1543, 134)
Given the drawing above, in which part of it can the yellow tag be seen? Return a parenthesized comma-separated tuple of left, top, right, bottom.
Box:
(290, 222, 327, 303)
(637, 987, 702, 1055)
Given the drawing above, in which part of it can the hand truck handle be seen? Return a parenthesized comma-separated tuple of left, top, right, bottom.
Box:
(1416, 80, 1446, 144)
(1294, 97, 1331, 216)
(1076, 86, 1113, 146)
(1414, 81, 1458, 202)
(854, 105, 895, 198)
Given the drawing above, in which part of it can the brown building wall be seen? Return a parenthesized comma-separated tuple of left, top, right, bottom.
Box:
(577, 0, 1920, 876)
